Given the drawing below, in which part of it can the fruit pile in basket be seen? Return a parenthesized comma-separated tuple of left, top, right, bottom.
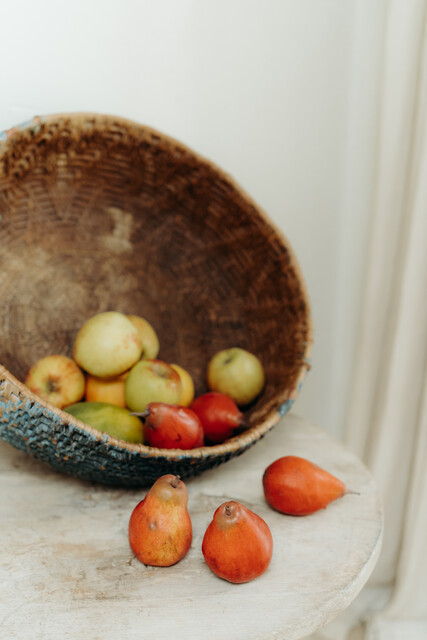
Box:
(23, 311, 265, 448)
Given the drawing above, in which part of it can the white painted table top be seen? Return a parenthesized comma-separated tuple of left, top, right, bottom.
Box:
(0, 413, 383, 640)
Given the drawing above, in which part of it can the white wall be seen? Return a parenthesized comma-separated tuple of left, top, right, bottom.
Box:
(0, 0, 384, 439)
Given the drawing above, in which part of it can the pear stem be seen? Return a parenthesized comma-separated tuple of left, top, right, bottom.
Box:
(130, 409, 150, 422)
(238, 418, 250, 431)
(346, 489, 360, 496)
(170, 475, 181, 489)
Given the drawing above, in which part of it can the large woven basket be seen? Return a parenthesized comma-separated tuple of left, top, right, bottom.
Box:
(0, 113, 312, 487)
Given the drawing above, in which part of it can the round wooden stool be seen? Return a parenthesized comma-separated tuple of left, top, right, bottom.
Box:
(0, 413, 382, 640)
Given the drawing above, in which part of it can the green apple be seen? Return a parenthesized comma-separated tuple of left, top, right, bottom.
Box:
(127, 315, 160, 360)
(25, 354, 85, 409)
(65, 401, 144, 443)
(125, 359, 181, 413)
(207, 348, 265, 406)
(73, 311, 142, 378)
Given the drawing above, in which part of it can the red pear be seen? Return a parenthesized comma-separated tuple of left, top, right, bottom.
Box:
(129, 474, 192, 566)
(202, 501, 273, 583)
(263, 455, 348, 516)
(136, 402, 204, 449)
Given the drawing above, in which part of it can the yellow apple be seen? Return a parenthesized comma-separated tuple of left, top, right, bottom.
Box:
(73, 311, 142, 378)
(125, 359, 181, 413)
(170, 364, 195, 407)
(85, 372, 128, 408)
(127, 315, 160, 360)
(25, 355, 85, 409)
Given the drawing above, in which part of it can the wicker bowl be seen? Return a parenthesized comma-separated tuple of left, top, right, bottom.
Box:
(0, 113, 312, 487)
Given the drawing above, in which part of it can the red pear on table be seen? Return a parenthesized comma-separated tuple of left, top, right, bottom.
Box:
(263, 455, 353, 516)
(129, 474, 192, 567)
(202, 501, 273, 583)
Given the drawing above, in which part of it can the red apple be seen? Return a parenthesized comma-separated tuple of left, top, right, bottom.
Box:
(125, 359, 181, 413)
(190, 392, 245, 444)
(25, 355, 85, 409)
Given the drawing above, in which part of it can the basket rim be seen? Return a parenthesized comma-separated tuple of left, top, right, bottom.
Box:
(0, 364, 309, 459)
(0, 112, 314, 460)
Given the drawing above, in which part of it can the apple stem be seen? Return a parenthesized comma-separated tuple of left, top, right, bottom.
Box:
(46, 377, 59, 393)
(225, 504, 232, 516)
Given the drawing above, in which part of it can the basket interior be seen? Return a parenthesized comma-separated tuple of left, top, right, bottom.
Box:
(0, 115, 311, 427)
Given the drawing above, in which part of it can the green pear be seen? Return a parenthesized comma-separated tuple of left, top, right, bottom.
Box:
(65, 401, 144, 443)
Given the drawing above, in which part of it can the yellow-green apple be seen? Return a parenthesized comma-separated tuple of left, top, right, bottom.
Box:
(25, 355, 85, 409)
(85, 372, 128, 408)
(73, 311, 142, 378)
(170, 363, 195, 407)
(125, 359, 181, 413)
(127, 315, 160, 360)
(207, 347, 265, 406)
